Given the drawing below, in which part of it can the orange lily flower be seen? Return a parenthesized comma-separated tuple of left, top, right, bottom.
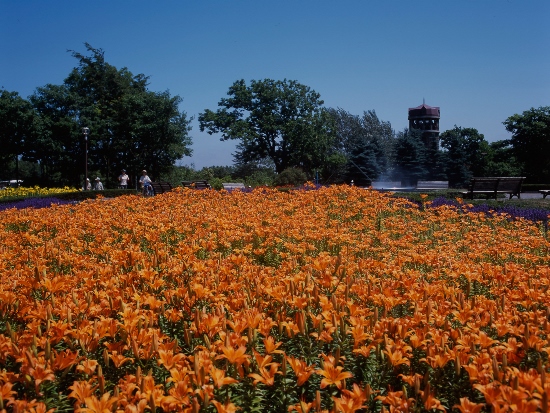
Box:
(157, 349, 186, 370)
(163, 374, 193, 408)
(109, 351, 134, 368)
(48, 320, 72, 342)
(210, 366, 238, 388)
(0, 381, 16, 405)
(288, 398, 314, 413)
(252, 350, 274, 369)
(339, 383, 369, 411)
(349, 324, 370, 348)
(249, 363, 281, 386)
(317, 362, 353, 389)
(353, 344, 376, 358)
(211, 399, 239, 413)
(476, 331, 498, 349)
(421, 352, 453, 369)
(333, 394, 364, 413)
(263, 336, 284, 354)
(80, 392, 118, 413)
(68, 380, 95, 408)
(287, 356, 315, 386)
(217, 345, 250, 368)
(377, 390, 415, 412)
(76, 359, 98, 376)
(453, 397, 485, 413)
(51, 349, 80, 371)
(383, 348, 410, 368)
(28, 362, 55, 390)
(473, 383, 502, 408)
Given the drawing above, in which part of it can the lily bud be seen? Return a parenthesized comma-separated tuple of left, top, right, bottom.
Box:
(103, 348, 110, 368)
(136, 365, 142, 387)
(315, 391, 321, 411)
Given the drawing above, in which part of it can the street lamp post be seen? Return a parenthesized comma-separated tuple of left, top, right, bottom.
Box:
(82, 127, 89, 190)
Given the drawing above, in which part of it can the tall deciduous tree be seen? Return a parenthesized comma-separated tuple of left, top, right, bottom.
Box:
(0, 90, 37, 182)
(503, 106, 550, 183)
(29, 84, 80, 185)
(199, 79, 335, 174)
(439, 126, 490, 187)
(29, 43, 192, 187)
(485, 140, 522, 177)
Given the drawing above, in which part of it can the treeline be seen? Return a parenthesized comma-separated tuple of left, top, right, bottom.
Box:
(0, 44, 191, 189)
(1, 44, 549, 188)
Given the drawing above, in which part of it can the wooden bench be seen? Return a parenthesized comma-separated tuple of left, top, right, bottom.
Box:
(182, 180, 212, 190)
(462, 177, 525, 200)
(150, 181, 173, 195)
(540, 190, 550, 199)
(222, 182, 246, 190)
(416, 181, 449, 191)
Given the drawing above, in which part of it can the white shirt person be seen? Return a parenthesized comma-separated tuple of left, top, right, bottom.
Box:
(118, 169, 129, 189)
(94, 177, 104, 190)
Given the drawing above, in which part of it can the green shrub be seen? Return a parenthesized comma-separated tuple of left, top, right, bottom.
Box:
(274, 167, 308, 187)
(245, 169, 276, 187)
(209, 176, 234, 190)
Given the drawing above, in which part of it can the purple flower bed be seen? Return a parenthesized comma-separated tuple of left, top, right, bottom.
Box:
(428, 196, 549, 224)
(0, 197, 77, 212)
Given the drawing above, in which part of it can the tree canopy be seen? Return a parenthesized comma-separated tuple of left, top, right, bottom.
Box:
(199, 79, 335, 174)
(28, 43, 192, 187)
(439, 126, 490, 187)
(0, 90, 37, 181)
(504, 106, 550, 183)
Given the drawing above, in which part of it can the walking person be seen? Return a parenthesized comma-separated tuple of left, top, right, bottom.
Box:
(94, 177, 104, 191)
(118, 169, 129, 189)
(84, 178, 92, 190)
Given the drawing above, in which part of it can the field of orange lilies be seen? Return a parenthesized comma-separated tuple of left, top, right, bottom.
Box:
(0, 186, 549, 413)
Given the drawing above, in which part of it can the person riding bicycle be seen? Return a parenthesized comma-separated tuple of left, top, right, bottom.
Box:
(139, 170, 152, 195)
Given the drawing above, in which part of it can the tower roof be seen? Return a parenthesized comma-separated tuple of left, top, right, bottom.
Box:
(408, 103, 440, 118)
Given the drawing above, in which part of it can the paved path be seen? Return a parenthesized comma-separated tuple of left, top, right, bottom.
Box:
(516, 192, 549, 200)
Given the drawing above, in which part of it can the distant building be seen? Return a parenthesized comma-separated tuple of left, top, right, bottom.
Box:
(408, 102, 440, 150)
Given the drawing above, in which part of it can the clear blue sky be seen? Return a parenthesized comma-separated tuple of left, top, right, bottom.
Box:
(1, 1, 548, 169)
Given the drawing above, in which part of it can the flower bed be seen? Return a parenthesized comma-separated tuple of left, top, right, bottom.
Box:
(0, 197, 78, 212)
(0, 186, 549, 412)
(0, 186, 79, 201)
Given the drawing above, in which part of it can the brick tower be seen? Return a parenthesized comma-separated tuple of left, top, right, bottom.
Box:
(408, 101, 440, 150)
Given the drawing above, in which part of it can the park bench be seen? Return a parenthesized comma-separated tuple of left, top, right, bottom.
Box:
(150, 181, 173, 195)
(416, 181, 449, 191)
(540, 190, 550, 199)
(182, 180, 212, 190)
(222, 182, 246, 190)
(462, 177, 525, 200)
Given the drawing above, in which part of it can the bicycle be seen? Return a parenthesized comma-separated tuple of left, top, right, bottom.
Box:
(142, 183, 154, 196)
